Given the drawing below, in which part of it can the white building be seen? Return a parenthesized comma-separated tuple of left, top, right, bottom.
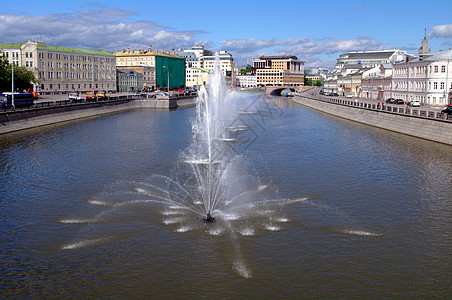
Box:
(236, 74, 257, 87)
(174, 46, 235, 88)
(393, 50, 452, 106)
(334, 49, 408, 72)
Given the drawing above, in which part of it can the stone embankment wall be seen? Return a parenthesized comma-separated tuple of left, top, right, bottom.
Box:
(0, 98, 196, 135)
(292, 95, 452, 146)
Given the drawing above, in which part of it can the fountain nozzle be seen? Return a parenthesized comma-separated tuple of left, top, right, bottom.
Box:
(203, 212, 216, 222)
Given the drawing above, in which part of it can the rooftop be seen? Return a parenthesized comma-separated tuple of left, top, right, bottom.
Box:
(114, 49, 184, 59)
(339, 50, 397, 60)
(0, 42, 115, 56)
(426, 49, 452, 61)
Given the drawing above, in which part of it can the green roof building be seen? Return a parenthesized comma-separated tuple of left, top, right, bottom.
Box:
(0, 40, 116, 94)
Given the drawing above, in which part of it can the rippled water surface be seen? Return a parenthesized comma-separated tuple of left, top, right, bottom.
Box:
(1, 97, 451, 298)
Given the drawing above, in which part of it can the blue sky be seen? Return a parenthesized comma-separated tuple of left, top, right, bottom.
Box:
(1, 0, 451, 69)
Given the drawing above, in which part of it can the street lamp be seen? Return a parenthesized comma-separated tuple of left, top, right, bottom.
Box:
(11, 60, 15, 110)
(162, 65, 169, 94)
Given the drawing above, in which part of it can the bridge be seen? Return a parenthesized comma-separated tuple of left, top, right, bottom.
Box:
(265, 86, 316, 96)
(265, 86, 297, 96)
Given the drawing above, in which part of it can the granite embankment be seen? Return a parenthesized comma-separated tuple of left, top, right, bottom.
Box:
(292, 94, 452, 145)
(0, 97, 195, 135)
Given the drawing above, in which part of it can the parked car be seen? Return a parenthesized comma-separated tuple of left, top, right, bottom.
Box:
(386, 98, 396, 103)
(97, 91, 107, 99)
(409, 100, 421, 107)
(394, 99, 404, 104)
(441, 107, 452, 114)
(68, 93, 84, 102)
(345, 94, 353, 98)
(85, 91, 96, 101)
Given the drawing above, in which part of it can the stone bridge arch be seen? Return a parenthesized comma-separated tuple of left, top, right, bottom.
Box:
(265, 86, 297, 96)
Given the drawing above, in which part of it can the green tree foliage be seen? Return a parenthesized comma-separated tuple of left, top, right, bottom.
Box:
(0, 56, 38, 93)
(239, 66, 252, 75)
(0, 56, 10, 92)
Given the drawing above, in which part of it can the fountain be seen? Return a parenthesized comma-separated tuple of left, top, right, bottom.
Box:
(62, 56, 308, 278)
(132, 56, 306, 225)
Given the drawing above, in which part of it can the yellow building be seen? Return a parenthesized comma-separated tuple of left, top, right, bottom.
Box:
(253, 55, 304, 86)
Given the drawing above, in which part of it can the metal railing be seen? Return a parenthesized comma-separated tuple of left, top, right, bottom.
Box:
(1, 94, 145, 113)
(302, 93, 452, 122)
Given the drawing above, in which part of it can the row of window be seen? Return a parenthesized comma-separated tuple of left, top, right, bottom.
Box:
(38, 52, 112, 63)
(39, 71, 115, 80)
(41, 83, 114, 91)
(395, 64, 448, 75)
(38, 62, 114, 71)
(394, 81, 451, 90)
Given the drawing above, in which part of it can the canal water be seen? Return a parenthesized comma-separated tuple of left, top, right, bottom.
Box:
(0, 96, 451, 298)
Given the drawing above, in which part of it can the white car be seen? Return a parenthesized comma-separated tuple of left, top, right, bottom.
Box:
(410, 100, 421, 107)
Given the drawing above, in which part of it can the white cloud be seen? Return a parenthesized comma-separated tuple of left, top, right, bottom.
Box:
(219, 35, 385, 68)
(0, 8, 205, 52)
(429, 24, 452, 38)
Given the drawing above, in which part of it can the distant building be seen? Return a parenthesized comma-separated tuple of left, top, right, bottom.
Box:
(361, 64, 393, 100)
(253, 55, 305, 86)
(0, 40, 116, 93)
(174, 46, 236, 88)
(236, 74, 257, 87)
(418, 28, 431, 59)
(114, 47, 185, 91)
(116, 69, 143, 92)
(334, 50, 408, 72)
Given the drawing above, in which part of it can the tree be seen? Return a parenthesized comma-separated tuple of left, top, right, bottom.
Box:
(0, 56, 38, 93)
(239, 66, 252, 75)
(0, 56, 10, 92)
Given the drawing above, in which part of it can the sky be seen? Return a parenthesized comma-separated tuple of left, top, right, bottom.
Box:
(1, 0, 452, 69)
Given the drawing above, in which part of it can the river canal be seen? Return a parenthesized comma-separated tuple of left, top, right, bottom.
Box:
(0, 95, 451, 298)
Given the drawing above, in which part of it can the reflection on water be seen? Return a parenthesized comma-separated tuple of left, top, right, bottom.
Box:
(0, 98, 451, 298)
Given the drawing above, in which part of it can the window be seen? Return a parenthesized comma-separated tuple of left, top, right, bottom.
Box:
(440, 82, 445, 89)
(441, 66, 446, 73)
(434, 82, 438, 89)
(434, 65, 438, 72)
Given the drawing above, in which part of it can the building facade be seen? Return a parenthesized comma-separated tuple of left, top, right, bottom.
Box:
(114, 47, 185, 91)
(116, 69, 144, 92)
(174, 46, 235, 88)
(361, 64, 393, 100)
(334, 49, 408, 72)
(0, 40, 116, 93)
(253, 55, 304, 86)
(236, 74, 257, 87)
(392, 50, 452, 106)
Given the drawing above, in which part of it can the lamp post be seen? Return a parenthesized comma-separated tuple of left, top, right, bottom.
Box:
(163, 65, 169, 94)
(11, 60, 15, 110)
